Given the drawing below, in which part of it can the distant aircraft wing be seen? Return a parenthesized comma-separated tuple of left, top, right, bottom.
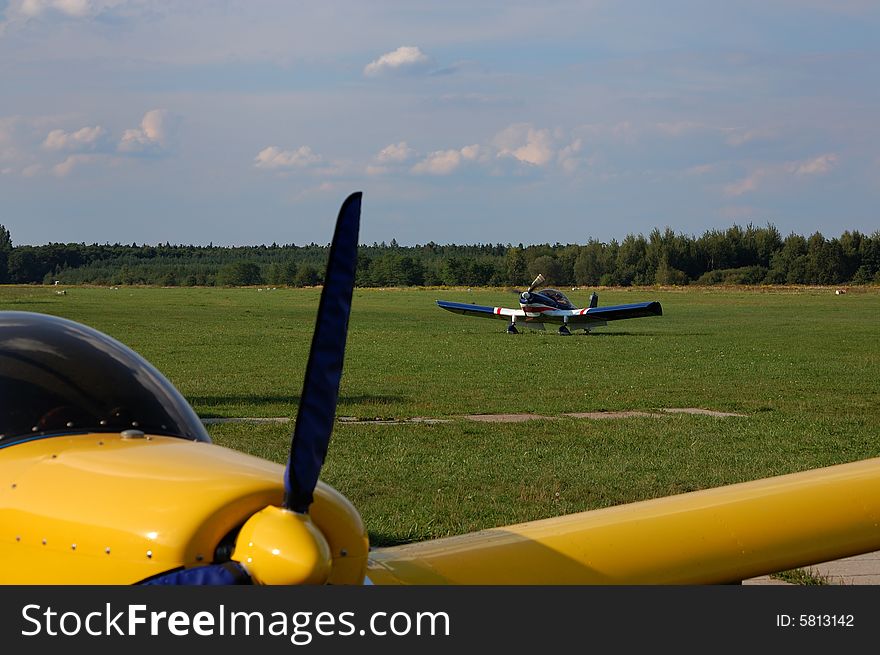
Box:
(436, 300, 525, 321)
(576, 301, 662, 322)
(437, 298, 661, 331)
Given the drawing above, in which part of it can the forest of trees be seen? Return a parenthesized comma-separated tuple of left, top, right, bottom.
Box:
(0, 223, 878, 289)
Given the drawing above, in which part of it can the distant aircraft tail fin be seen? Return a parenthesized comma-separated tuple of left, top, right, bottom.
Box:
(589, 292, 598, 309)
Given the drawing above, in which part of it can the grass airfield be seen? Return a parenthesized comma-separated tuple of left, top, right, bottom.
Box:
(2, 284, 878, 546)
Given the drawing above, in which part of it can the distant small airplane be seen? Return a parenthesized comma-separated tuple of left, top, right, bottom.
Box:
(436, 274, 663, 335)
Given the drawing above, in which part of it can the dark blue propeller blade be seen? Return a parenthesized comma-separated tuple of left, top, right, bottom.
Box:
(284, 192, 361, 513)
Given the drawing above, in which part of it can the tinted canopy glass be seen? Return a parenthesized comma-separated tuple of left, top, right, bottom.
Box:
(541, 289, 574, 308)
(0, 312, 210, 444)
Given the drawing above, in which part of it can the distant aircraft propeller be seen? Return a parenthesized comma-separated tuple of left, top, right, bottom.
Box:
(527, 273, 545, 293)
(520, 273, 545, 303)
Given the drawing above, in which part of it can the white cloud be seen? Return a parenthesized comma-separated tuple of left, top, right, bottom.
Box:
(14, 0, 122, 19)
(53, 153, 96, 176)
(254, 145, 322, 169)
(375, 141, 414, 164)
(791, 153, 838, 176)
(460, 144, 481, 161)
(725, 153, 838, 196)
(364, 46, 430, 77)
(726, 127, 777, 147)
(367, 141, 415, 175)
(411, 144, 481, 175)
(557, 139, 583, 174)
(43, 125, 105, 151)
(0, 112, 180, 177)
(494, 124, 555, 166)
(724, 170, 766, 197)
(118, 109, 170, 154)
(412, 149, 464, 175)
(404, 127, 582, 178)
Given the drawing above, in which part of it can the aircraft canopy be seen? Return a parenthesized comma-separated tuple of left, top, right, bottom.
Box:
(540, 289, 574, 309)
(0, 311, 211, 445)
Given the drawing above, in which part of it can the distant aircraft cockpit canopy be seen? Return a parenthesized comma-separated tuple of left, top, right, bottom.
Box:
(0, 311, 211, 445)
(540, 289, 574, 309)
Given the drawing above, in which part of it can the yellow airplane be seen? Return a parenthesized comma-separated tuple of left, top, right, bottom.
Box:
(2, 192, 879, 585)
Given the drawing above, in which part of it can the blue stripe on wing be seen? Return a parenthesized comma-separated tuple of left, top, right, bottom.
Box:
(436, 300, 506, 319)
(583, 301, 662, 321)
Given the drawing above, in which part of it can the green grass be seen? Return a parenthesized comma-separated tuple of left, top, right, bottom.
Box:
(2, 284, 879, 548)
(771, 569, 830, 585)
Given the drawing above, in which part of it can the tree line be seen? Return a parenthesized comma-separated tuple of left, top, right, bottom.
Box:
(0, 223, 877, 288)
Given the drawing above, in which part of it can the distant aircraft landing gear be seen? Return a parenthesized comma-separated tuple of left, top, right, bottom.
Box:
(507, 323, 519, 334)
(558, 325, 571, 336)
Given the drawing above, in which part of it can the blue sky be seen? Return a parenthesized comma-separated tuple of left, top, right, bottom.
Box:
(1, 1, 878, 246)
